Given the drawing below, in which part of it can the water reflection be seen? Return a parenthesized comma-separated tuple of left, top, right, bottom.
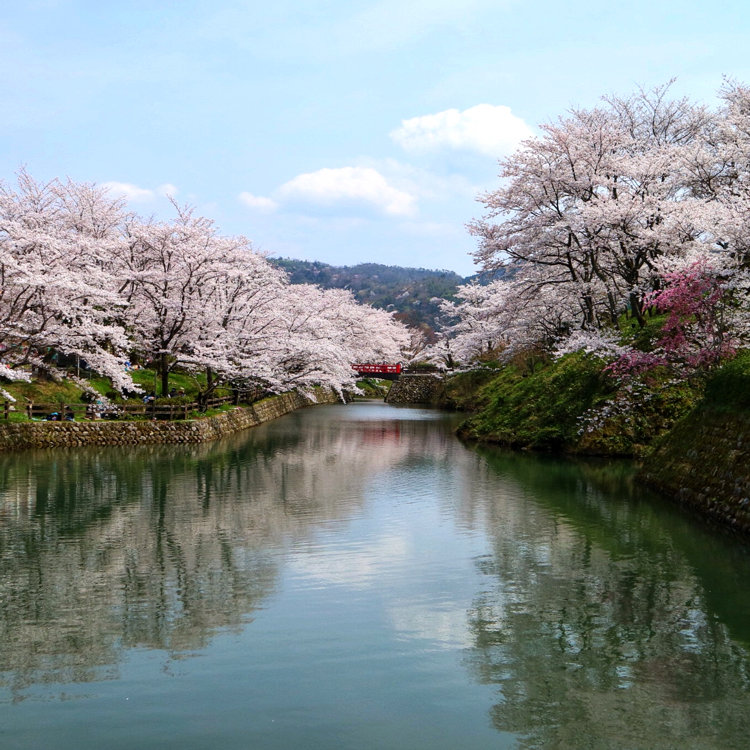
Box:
(460, 448, 750, 748)
(1, 403, 750, 748)
(0, 404, 459, 699)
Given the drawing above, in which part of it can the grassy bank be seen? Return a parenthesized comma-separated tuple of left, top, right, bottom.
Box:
(354, 378, 393, 399)
(0, 367, 235, 422)
(453, 350, 714, 456)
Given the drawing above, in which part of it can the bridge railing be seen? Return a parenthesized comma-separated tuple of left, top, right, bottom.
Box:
(352, 363, 402, 375)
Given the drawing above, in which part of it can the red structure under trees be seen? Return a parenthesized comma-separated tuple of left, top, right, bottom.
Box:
(351, 363, 402, 377)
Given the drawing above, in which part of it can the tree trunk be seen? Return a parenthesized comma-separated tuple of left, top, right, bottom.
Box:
(198, 366, 215, 412)
(160, 351, 169, 396)
(582, 294, 596, 327)
(629, 291, 646, 328)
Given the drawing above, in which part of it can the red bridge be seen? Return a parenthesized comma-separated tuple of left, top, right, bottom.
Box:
(352, 363, 402, 379)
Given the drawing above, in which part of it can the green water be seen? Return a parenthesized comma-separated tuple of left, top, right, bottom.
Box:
(1, 402, 749, 749)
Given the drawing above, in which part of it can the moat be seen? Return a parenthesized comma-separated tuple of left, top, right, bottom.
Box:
(1, 402, 749, 749)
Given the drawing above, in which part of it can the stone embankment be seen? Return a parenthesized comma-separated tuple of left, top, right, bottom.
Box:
(0, 390, 341, 452)
(640, 408, 750, 535)
(385, 374, 445, 405)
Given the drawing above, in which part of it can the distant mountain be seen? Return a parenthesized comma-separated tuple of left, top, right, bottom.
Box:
(270, 259, 467, 332)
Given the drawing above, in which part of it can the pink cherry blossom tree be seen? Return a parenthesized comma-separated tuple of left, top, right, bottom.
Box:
(470, 84, 708, 338)
(608, 258, 748, 377)
(266, 285, 408, 398)
(0, 172, 413, 402)
(116, 205, 253, 395)
(0, 171, 134, 390)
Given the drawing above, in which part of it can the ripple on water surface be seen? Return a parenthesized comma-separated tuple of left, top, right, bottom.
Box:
(2, 403, 750, 749)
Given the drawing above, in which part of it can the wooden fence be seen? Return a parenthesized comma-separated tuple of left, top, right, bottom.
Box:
(2, 395, 242, 422)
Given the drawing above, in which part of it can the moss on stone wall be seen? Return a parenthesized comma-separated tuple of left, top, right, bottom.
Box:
(637, 354, 750, 535)
(639, 407, 750, 534)
(385, 374, 445, 405)
(455, 353, 614, 450)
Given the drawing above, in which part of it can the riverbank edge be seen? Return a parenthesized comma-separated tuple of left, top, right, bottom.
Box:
(638, 407, 750, 535)
(434, 362, 750, 537)
(385, 373, 446, 405)
(453, 402, 750, 538)
(0, 389, 342, 452)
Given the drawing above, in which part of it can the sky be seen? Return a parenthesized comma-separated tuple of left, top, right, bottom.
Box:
(2, 0, 750, 277)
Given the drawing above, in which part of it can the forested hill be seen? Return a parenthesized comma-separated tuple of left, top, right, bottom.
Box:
(270, 259, 467, 331)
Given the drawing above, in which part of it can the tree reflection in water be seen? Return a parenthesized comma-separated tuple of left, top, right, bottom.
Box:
(2, 405, 750, 749)
(460, 448, 750, 749)
(0, 405, 455, 699)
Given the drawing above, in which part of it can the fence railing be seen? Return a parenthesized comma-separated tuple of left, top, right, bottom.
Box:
(2, 395, 244, 422)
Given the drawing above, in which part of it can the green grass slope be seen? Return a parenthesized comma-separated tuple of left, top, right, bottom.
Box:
(454, 351, 702, 456)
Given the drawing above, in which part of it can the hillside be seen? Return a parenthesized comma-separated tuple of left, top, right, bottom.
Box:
(270, 259, 466, 332)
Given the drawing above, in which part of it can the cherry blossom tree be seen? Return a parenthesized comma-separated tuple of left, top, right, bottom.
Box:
(470, 84, 709, 337)
(436, 267, 592, 367)
(187, 245, 290, 401)
(266, 285, 408, 397)
(0, 172, 412, 402)
(116, 205, 251, 395)
(0, 171, 133, 390)
(608, 258, 749, 378)
(448, 81, 750, 373)
(650, 261, 736, 366)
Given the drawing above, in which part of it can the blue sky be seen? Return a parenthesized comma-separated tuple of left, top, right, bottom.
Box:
(2, 0, 749, 276)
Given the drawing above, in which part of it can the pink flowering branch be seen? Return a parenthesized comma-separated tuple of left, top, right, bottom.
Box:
(605, 349, 666, 378)
(647, 261, 736, 366)
(608, 260, 737, 378)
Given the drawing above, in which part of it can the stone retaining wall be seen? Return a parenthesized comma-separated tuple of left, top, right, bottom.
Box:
(0, 390, 341, 452)
(639, 407, 750, 535)
(385, 374, 445, 405)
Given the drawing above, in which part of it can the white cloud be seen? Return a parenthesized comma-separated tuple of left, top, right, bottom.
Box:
(277, 166, 417, 217)
(157, 183, 178, 198)
(238, 191, 279, 213)
(391, 103, 534, 157)
(364, 157, 480, 201)
(102, 181, 179, 203)
(101, 181, 156, 202)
